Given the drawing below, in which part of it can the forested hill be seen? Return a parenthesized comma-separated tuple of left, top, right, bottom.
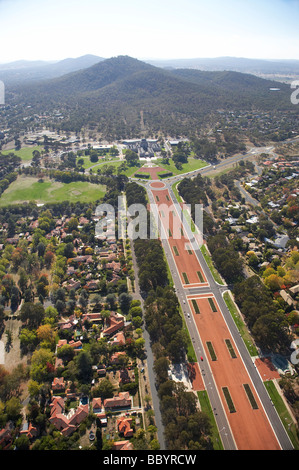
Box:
(6, 55, 296, 137)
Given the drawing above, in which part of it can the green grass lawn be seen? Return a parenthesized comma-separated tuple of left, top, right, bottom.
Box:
(181, 311, 197, 363)
(1, 146, 43, 161)
(87, 157, 207, 180)
(197, 390, 224, 450)
(200, 245, 224, 285)
(223, 291, 258, 357)
(157, 157, 207, 176)
(89, 160, 141, 177)
(264, 380, 299, 450)
(77, 155, 120, 169)
(171, 181, 183, 203)
(0, 176, 106, 206)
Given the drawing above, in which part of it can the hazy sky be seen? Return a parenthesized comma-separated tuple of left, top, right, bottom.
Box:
(0, 0, 299, 62)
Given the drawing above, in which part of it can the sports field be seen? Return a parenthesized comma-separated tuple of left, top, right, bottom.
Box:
(1, 146, 43, 161)
(0, 176, 106, 206)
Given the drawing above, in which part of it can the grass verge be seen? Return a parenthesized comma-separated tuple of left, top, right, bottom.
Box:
(264, 380, 299, 450)
(200, 245, 224, 285)
(223, 291, 258, 357)
(197, 390, 224, 450)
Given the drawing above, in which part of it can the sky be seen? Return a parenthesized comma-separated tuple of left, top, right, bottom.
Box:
(0, 0, 299, 63)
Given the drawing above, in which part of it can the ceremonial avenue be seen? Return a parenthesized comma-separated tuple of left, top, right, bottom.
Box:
(95, 198, 203, 246)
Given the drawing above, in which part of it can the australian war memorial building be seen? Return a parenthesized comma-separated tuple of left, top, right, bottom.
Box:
(122, 138, 161, 158)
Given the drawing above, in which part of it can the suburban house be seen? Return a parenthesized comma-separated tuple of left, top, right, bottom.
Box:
(91, 397, 103, 414)
(82, 312, 102, 324)
(110, 331, 125, 346)
(56, 338, 83, 352)
(290, 284, 299, 295)
(54, 357, 64, 371)
(110, 351, 127, 365)
(71, 255, 93, 265)
(51, 377, 66, 392)
(102, 312, 125, 337)
(96, 364, 106, 377)
(86, 280, 99, 290)
(117, 416, 134, 438)
(63, 278, 81, 291)
(103, 392, 132, 410)
(49, 396, 89, 437)
(91, 398, 106, 423)
(280, 289, 296, 307)
(19, 421, 38, 440)
(113, 440, 134, 451)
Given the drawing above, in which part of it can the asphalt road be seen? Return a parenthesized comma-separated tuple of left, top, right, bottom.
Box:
(145, 183, 237, 450)
(141, 175, 294, 451)
(185, 181, 293, 450)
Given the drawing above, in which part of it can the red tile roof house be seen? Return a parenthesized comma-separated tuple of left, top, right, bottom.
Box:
(113, 440, 134, 451)
(54, 357, 64, 371)
(66, 265, 76, 276)
(110, 351, 127, 365)
(102, 312, 125, 337)
(86, 280, 99, 290)
(109, 331, 125, 346)
(96, 364, 107, 377)
(19, 421, 38, 440)
(58, 315, 78, 330)
(79, 217, 89, 225)
(82, 312, 102, 324)
(71, 255, 93, 265)
(117, 416, 134, 438)
(91, 397, 103, 413)
(103, 392, 132, 410)
(57, 339, 68, 349)
(49, 396, 89, 437)
(91, 398, 106, 421)
(58, 321, 74, 332)
(52, 377, 66, 392)
(106, 261, 121, 273)
(65, 381, 78, 400)
(68, 340, 83, 351)
(56, 339, 83, 353)
(63, 278, 81, 291)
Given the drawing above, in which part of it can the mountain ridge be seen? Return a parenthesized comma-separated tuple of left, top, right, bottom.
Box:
(2, 54, 299, 85)
(6, 55, 296, 138)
